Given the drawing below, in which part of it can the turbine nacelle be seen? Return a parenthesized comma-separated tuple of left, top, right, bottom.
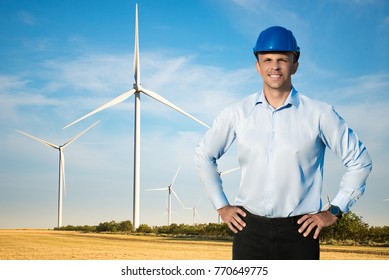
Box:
(133, 83, 142, 92)
(145, 166, 185, 225)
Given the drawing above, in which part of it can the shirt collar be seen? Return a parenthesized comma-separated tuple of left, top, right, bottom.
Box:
(255, 86, 300, 109)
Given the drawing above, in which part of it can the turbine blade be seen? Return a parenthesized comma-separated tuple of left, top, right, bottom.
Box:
(146, 188, 168, 191)
(172, 189, 186, 209)
(133, 4, 140, 87)
(195, 209, 201, 220)
(15, 130, 59, 149)
(63, 89, 136, 129)
(170, 166, 181, 188)
(220, 167, 240, 177)
(63, 120, 100, 148)
(141, 88, 210, 128)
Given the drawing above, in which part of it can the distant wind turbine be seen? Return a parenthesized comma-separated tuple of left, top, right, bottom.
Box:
(16, 121, 100, 228)
(184, 199, 201, 225)
(146, 166, 185, 226)
(63, 4, 209, 231)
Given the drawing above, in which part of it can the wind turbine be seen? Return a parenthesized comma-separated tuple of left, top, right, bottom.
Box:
(63, 4, 209, 231)
(184, 199, 201, 225)
(146, 166, 185, 226)
(16, 121, 100, 228)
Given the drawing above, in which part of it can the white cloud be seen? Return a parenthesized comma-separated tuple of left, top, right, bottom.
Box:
(230, 0, 306, 31)
(344, 73, 389, 95)
(333, 0, 383, 5)
(0, 75, 63, 127)
(41, 53, 132, 94)
(23, 50, 258, 126)
(0, 75, 30, 92)
(17, 11, 37, 26)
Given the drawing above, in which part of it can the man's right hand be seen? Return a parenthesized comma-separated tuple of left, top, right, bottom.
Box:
(217, 205, 247, 233)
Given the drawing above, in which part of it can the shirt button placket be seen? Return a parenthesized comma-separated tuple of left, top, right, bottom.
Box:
(268, 109, 276, 167)
(265, 107, 276, 217)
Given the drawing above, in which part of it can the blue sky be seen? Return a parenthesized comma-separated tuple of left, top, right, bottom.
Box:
(0, 0, 388, 229)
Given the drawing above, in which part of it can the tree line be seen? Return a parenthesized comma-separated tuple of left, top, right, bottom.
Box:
(55, 212, 389, 245)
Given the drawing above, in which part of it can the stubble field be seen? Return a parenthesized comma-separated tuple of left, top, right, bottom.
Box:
(1, 229, 388, 260)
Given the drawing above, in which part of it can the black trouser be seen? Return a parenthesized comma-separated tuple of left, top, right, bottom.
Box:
(232, 208, 320, 260)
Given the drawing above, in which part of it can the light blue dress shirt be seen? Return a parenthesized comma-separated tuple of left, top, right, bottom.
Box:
(194, 87, 372, 217)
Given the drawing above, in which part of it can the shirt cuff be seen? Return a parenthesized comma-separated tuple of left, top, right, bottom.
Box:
(213, 194, 230, 211)
(331, 187, 363, 213)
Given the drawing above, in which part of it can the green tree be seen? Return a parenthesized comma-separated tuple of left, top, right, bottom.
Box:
(137, 224, 154, 233)
(320, 212, 369, 243)
(119, 220, 133, 232)
(369, 226, 389, 243)
(96, 220, 119, 232)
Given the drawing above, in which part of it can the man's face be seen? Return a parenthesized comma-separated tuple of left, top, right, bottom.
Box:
(256, 52, 298, 93)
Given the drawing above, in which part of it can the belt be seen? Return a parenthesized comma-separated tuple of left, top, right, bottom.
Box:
(240, 207, 304, 225)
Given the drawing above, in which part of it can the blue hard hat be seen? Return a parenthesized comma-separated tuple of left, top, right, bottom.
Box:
(253, 26, 300, 60)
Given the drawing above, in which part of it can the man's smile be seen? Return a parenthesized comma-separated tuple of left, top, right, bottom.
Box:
(269, 74, 282, 78)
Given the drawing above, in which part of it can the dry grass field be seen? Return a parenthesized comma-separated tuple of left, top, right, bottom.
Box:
(1, 229, 388, 260)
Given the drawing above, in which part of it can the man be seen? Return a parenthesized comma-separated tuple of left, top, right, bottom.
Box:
(194, 26, 372, 260)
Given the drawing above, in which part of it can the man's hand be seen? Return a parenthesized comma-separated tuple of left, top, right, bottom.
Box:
(297, 211, 338, 239)
(217, 205, 247, 233)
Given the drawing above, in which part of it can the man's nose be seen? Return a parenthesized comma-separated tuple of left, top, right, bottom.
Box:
(270, 61, 281, 70)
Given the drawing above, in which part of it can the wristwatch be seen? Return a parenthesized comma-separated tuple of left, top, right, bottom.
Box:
(329, 205, 343, 219)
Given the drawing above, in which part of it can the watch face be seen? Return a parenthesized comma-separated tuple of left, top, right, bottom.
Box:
(330, 205, 340, 216)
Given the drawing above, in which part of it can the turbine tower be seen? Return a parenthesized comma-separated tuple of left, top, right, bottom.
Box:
(184, 199, 201, 225)
(16, 121, 100, 228)
(63, 4, 209, 231)
(146, 166, 185, 226)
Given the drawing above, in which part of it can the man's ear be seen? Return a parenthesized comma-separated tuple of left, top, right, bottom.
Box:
(255, 60, 261, 74)
(292, 61, 299, 75)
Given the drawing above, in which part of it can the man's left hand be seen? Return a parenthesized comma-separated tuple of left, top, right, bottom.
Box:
(297, 211, 338, 239)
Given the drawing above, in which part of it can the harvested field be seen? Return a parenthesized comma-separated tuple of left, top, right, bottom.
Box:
(1, 229, 388, 260)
